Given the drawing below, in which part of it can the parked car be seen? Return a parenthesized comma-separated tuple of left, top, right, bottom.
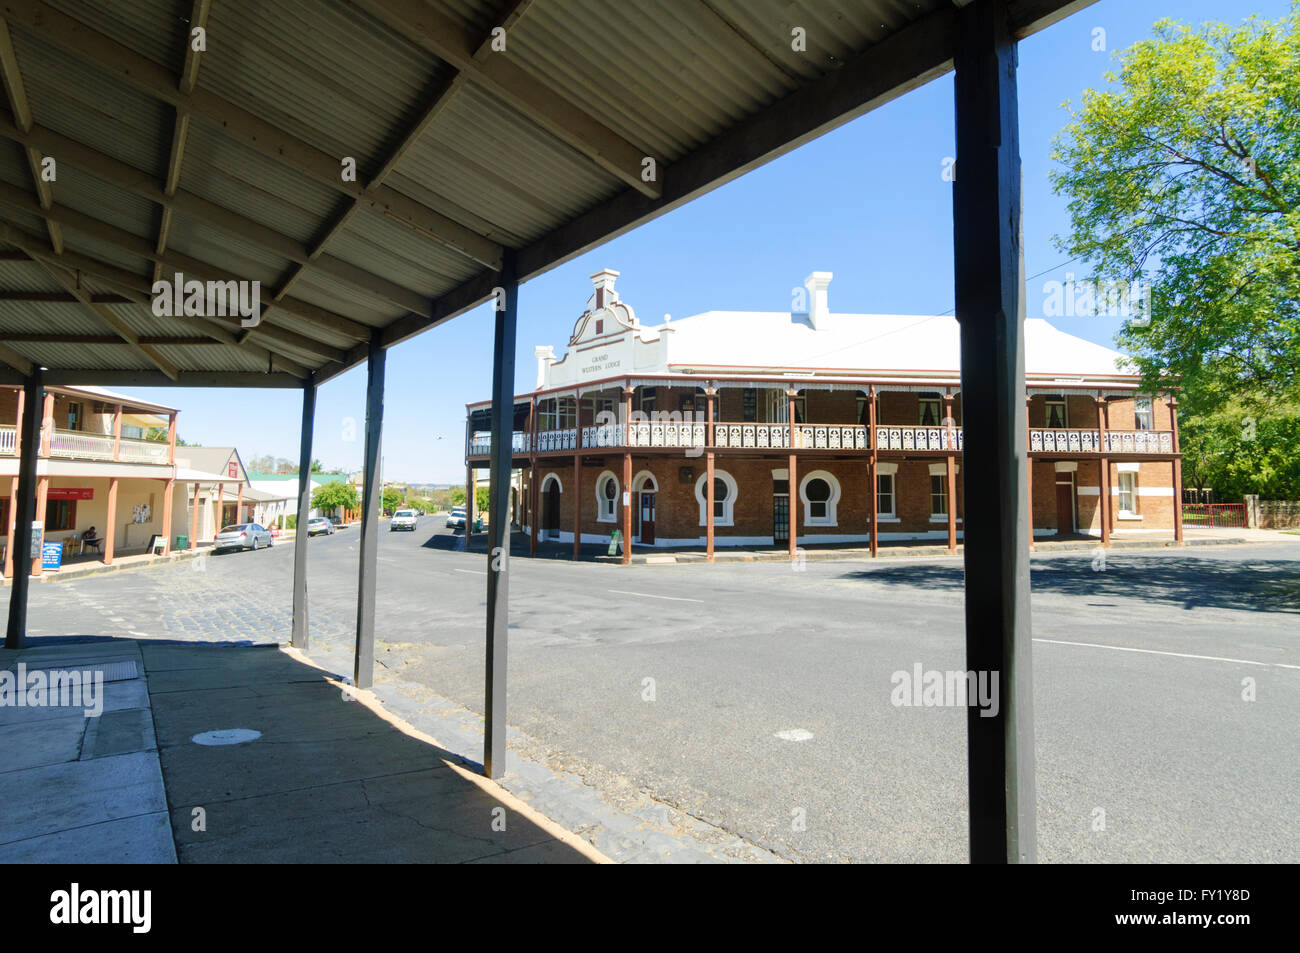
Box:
(214, 523, 273, 552)
(390, 509, 418, 531)
(446, 507, 466, 529)
(306, 517, 335, 536)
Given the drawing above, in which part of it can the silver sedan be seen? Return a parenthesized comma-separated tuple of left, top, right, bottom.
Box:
(214, 523, 273, 552)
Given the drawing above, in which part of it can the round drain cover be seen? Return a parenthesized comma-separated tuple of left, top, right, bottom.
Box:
(192, 728, 262, 746)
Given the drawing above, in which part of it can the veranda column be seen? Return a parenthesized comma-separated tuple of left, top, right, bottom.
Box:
(483, 251, 518, 780)
(291, 381, 316, 649)
(6, 370, 43, 647)
(787, 389, 797, 559)
(527, 396, 538, 555)
(236, 483, 244, 524)
(1026, 394, 1035, 551)
(945, 390, 957, 553)
(868, 385, 878, 557)
(215, 483, 223, 534)
(161, 478, 175, 554)
(3, 476, 15, 579)
(1096, 395, 1111, 547)
(112, 403, 122, 460)
(465, 465, 474, 542)
(32, 474, 48, 578)
(190, 482, 200, 550)
(354, 337, 385, 690)
(5, 386, 24, 579)
(952, 0, 1035, 864)
(572, 393, 582, 560)
(32, 390, 52, 578)
(39, 389, 52, 456)
(622, 384, 633, 566)
(103, 477, 118, 565)
(1169, 394, 1184, 543)
(622, 450, 632, 564)
(706, 386, 715, 562)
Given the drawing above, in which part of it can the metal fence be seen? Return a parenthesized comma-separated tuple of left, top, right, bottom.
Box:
(1181, 503, 1246, 527)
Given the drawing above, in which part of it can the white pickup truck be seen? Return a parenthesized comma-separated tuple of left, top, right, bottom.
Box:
(390, 508, 419, 531)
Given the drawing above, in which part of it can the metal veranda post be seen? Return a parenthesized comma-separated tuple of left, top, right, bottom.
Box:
(952, 0, 1036, 864)
(484, 253, 518, 779)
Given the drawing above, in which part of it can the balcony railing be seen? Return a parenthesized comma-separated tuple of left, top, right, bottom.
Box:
(1030, 429, 1173, 454)
(0, 426, 171, 464)
(874, 426, 960, 451)
(469, 430, 532, 455)
(464, 424, 1172, 456)
(629, 421, 704, 448)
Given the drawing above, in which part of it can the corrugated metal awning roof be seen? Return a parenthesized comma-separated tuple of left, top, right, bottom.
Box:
(0, 0, 1095, 389)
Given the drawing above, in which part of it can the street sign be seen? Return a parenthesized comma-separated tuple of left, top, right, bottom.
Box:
(608, 528, 622, 556)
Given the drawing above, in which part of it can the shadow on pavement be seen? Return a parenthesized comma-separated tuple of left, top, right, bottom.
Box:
(121, 638, 594, 863)
(843, 555, 1300, 613)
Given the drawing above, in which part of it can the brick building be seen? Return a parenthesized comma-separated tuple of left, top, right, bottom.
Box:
(465, 269, 1183, 558)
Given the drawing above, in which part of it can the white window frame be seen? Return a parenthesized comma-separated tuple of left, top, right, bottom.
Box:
(595, 470, 619, 523)
(799, 470, 840, 527)
(1117, 471, 1138, 517)
(695, 470, 737, 526)
(876, 472, 897, 520)
(1134, 396, 1154, 431)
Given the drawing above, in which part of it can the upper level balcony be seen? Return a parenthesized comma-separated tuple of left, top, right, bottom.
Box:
(467, 423, 1173, 457)
(0, 425, 172, 465)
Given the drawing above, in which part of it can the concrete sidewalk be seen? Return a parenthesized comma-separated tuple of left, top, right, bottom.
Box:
(0, 638, 175, 862)
(0, 637, 603, 864)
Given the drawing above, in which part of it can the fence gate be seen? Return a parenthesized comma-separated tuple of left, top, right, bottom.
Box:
(1181, 503, 1246, 528)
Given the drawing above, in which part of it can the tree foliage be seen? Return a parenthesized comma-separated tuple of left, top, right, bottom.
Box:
(1051, 6, 1300, 418)
(311, 481, 358, 512)
(1180, 402, 1300, 500)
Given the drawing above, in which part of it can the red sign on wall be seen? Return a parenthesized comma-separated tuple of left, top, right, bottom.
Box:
(228, 462, 239, 478)
(48, 488, 94, 500)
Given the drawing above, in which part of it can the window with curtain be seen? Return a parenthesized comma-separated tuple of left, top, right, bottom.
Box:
(1045, 397, 1068, 429)
(1134, 397, 1153, 431)
(918, 394, 942, 426)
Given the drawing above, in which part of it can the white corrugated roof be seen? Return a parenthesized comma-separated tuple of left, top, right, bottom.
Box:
(659, 311, 1132, 378)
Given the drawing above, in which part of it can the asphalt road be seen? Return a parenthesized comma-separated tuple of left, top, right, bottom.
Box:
(15, 518, 1300, 863)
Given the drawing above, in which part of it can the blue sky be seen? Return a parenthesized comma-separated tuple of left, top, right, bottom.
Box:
(124, 0, 1287, 484)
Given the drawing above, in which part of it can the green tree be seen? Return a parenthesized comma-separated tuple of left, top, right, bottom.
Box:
(449, 487, 466, 506)
(1050, 7, 1300, 418)
(381, 487, 404, 512)
(311, 482, 359, 513)
(1180, 401, 1300, 500)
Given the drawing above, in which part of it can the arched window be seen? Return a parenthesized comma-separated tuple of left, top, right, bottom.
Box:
(694, 470, 737, 526)
(799, 470, 841, 526)
(595, 470, 619, 522)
